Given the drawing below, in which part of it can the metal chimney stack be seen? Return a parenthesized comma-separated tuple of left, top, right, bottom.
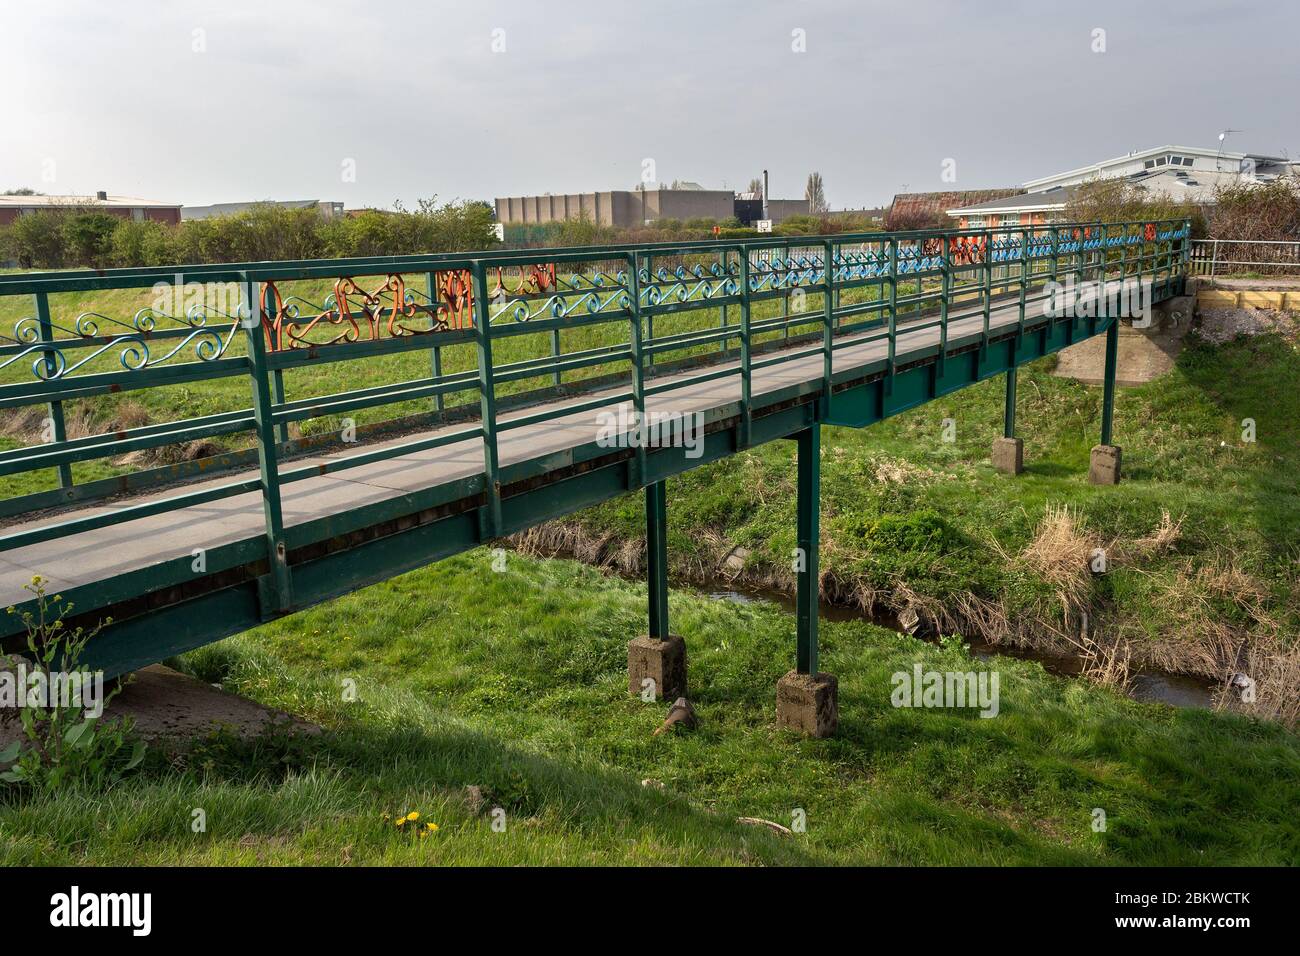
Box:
(761, 169, 770, 221)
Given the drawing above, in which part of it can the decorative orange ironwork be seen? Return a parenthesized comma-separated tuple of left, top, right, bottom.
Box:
(433, 269, 474, 331)
(258, 272, 474, 351)
(950, 235, 986, 266)
(491, 262, 556, 299)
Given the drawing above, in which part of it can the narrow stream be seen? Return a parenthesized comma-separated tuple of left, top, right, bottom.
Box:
(703, 585, 1218, 710)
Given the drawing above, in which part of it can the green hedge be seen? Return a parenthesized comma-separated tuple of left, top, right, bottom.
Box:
(1, 198, 499, 269)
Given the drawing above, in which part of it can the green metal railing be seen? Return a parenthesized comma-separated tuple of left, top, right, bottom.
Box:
(0, 218, 1191, 609)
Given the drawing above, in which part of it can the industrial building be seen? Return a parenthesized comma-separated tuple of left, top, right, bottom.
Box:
(494, 185, 809, 228)
(0, 192, 181, 225)
(946, 144, 1300, 228)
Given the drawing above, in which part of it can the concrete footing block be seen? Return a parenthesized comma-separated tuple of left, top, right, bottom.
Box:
(627, 634, 686, 700)
(776, 670, 838, 738)
(991, 436, 1024, 475)
(1089, 445, 1122, 485)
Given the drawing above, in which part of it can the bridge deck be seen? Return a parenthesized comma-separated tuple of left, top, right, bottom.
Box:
(0, 293, 1043, 609)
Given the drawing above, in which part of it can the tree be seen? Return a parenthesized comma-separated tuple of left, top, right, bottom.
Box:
(2, 187, 41, 196)
(6, 211, 68, 268)
(1063, 178, 1204, 239)
(61, 212, 126, 268)
(747, 177, 764, 200)
(805, 172, 828, 213)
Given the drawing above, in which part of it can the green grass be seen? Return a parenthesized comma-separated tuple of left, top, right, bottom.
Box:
(555, 324, 1300, 686)
(1, 552, 1296, 865)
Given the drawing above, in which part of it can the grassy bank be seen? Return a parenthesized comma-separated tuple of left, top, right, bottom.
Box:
(1, 552, 1296, 865)
(517, 321, 1300, 721)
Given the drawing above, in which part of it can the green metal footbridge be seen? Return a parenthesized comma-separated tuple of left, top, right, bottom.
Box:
(0, 219, 1191, 731)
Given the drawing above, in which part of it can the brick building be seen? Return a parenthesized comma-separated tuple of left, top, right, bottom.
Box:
(0, 192, 182, 226)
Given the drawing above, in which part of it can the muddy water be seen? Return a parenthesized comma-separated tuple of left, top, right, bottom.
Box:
(703, 586, 1218, 710)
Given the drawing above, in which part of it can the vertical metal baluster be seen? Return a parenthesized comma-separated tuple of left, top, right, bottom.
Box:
(426, 272, 444, 413)
(718, 248, 729, 355)
(938, 234, 949, 382)
(1017, 226, 1028, 345)
(471, 261, 501, 537)
(644, 253, 655, 370)
(263, 286, 288, 444)
(739, 245, 752, 448)
(981, 229, 992, 355)
(32, 291, 73, 490)
(888, 235, 898, 386)
(821, 238, 834, 412)
(242, 277, 291, 612)
(628, 251, 646, 488)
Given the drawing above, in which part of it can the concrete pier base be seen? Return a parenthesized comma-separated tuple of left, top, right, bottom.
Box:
(776, 670, 838, 737)
(627, 635, 686, 700)
(991, 436, 1024, 475)
(1089, 445, 1122, 485)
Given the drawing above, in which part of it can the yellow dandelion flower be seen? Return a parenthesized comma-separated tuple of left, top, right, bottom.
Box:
(406, 811, 419, 822)
(395, 817, 406, 827)
(426, 822, 438, 831)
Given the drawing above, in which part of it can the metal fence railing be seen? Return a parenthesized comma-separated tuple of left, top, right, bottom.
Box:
(1189, 238, 1300, 277)
(0, 219, 1191, 613)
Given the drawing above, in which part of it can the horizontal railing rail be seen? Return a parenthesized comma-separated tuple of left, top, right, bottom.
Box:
(0, 219, 1192, 613)
(1189, 238, 1300, 277)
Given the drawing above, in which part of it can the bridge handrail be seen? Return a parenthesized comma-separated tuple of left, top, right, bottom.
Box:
(0, 218, 1186, 294)
(0, 218, 1193, 615)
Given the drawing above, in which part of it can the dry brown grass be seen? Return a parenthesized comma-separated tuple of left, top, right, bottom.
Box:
(1014, 505, 1100, 619)
(514, 505, 1299, 725)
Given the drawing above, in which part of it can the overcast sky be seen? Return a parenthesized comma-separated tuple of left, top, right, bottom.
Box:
(3, 0, 1297, 210)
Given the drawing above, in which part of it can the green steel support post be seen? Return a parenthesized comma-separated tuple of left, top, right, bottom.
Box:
(1003, 367, 1017, 439)
(795, 425, 820, 674)
(242, 279, 292, 612)
(425, 273, 445, 413)
(471, 262, 502, 537)
(1100, 318, 1119, 447)
(646, 479, 669, 640)
(32, 292, 73, 490)
(738, 246, 752, 448)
